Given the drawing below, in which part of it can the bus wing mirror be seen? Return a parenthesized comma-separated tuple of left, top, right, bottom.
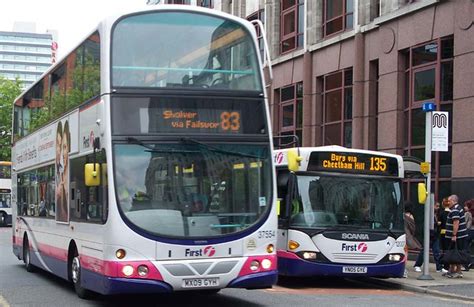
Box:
(287, 149, 302, 172)
(85, 163, 101, 187)
(417, 182, 427, 204)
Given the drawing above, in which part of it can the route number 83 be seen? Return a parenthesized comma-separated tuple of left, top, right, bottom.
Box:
(220, 112, 240, 131)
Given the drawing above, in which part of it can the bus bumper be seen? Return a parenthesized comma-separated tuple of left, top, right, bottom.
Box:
(228, 270, 278, 289)
(104, 277, 173, 294)
(83, 269, 278, 294)
(278, 257, 405, 278)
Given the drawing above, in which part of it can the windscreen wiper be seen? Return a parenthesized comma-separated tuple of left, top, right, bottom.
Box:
(180, 137, 262, 159)
(367, 219, 396, 238)
(309, 225, 360, 237)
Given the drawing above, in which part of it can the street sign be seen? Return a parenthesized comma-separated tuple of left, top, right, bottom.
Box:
(432, 111, 449, 152)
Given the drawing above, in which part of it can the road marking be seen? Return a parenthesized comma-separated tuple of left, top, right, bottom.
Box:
(0, 295, 10, 307)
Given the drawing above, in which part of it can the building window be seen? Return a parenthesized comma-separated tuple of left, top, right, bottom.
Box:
(323, 0, 354, 37)
(197, 0, 213, 8)
(322, 68, 353, 147)
(403, 37, 453, 201)
(280, 0, 304, 54)
(247, 9, 265, 59)
(277, 82, 303, 147)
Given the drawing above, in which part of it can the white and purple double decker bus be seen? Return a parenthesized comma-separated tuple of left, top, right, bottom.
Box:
(12, 5, 276, 298)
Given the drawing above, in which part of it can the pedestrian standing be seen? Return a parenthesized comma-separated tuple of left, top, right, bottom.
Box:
(414, 202, 443, 272)
(404, 202, 422, 274)
(463, 199, 473, 270)
(439, 197, 450, 272)
(445, 194, 468, 278)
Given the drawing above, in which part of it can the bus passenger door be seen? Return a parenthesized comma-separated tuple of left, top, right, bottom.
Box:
(276, 170, 291, 251)
(70, 181, 82, 219)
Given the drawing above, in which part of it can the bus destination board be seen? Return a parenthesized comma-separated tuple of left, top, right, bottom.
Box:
(307, 152, 399, 176)
(157, 108, 242, 133)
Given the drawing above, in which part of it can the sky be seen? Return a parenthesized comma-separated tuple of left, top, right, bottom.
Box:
(0, 0, 150, 58)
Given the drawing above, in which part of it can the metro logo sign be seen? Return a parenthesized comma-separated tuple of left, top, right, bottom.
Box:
(185, 246, 216, 257)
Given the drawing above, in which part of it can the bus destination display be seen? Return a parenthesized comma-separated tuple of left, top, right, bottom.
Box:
(159, 109, 241, 133)
(307, 152, 399, 176)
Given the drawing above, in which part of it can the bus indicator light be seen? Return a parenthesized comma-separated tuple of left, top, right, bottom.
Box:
(288, 240, 300, 250)
(116, 249, 126, 259)
(266, 244, 274, 253)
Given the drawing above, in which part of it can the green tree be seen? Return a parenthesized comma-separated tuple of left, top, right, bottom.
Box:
(0, 76, 22, 161)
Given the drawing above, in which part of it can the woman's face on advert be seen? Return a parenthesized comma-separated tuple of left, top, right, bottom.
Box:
(56, 132, 62, 162)
(62, 134, 69, 166)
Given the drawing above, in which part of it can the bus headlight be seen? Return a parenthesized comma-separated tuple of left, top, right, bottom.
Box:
(388, 254, 402, 262)
(122, 265, 134, 277)
(137, 265, 149, 277)
(261, 259, 272, 269)
(302, 252, 317, 260)
(250, 260, 260, 271)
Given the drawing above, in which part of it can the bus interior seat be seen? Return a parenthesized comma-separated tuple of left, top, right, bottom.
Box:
(126, 209, 184, 236)
(229, 75, 255, 90)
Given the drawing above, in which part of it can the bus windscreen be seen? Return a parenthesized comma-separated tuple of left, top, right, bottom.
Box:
(112, 11, 262, 91)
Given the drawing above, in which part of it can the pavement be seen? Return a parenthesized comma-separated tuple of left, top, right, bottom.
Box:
(368, 259, 474, 303)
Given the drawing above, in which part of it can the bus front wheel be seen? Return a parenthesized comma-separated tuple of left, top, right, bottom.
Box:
(70, 252, 92, 299)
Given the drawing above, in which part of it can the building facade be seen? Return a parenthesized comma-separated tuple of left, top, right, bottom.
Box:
(0, 29, 53, 90)
(206, 0, 474, 205)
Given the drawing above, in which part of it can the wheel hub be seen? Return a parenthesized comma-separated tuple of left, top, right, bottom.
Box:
(72, 257, 80, 283)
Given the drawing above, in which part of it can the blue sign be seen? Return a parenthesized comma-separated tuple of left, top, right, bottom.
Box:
(422, 102, 436, 112)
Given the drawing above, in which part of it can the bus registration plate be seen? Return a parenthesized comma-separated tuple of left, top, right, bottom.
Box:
(342, 266, 367, 274)
(182, 277, 219, 288)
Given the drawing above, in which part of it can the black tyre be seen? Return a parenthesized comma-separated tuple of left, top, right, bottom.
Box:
(70, 251, 92, 299)
(0, 212, 6, 227)
(23, 236, 35, 272)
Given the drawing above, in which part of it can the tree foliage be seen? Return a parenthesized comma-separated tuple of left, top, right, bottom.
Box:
(0, 76, 22, 161)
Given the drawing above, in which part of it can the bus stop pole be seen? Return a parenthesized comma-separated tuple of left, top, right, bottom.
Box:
(418, 102, 435, 280)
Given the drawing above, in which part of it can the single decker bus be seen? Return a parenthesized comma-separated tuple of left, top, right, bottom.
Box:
(0, 161, 12, 226)
(274, 146, 407, 278)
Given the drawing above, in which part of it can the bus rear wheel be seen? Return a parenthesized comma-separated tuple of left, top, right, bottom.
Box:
(0, 212, 6, 227)
(70, 252, 92, 299)
(23, 236, 35, 272)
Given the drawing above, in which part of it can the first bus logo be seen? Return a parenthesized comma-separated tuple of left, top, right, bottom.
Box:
(185, 246, 216, 257)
